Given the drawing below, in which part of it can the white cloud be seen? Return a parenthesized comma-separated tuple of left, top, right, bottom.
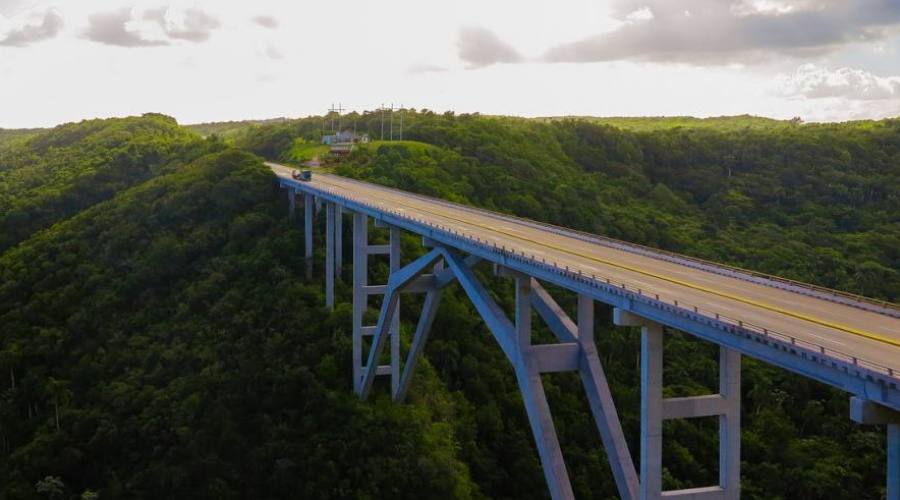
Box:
(544, 0, 900, 65)
(730, 0, 796, 16)
(150, 6, 219, 42)
(0, 7, 63, 46)
(84, 5, 220, 47)
(407, 63, 448, 75)
(779, 64, 900, 100)
(625, 7, 654, 22)
(85, 7, 168, 47)
(253, 15, 278, 29)
(457, 26, 523, 68)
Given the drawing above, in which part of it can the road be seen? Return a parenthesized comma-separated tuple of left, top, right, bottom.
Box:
(269, 163, 900, 374)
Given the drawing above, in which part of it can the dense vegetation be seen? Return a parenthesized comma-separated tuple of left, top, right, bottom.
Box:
(0, 115, 212, 252)
(1, 112, 897, 499)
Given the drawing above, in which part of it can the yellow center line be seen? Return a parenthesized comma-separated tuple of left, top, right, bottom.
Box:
(306, 173, 900, 349)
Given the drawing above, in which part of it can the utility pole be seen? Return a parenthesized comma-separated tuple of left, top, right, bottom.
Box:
(389, 103, 397, 141)
(329, 103, 345, 132)
(380, 103, 385, 141)
(399, 105, 404, 141)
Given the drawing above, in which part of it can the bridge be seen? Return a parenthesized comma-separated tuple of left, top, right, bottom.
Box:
(270, 162, 900, 500)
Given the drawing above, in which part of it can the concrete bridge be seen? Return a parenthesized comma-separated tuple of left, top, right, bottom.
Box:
(271, 162, 900, 500)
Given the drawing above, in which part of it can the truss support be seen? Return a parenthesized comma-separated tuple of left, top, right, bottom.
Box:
(394, 255, 480, 402)
(360, 248, 444, 399)
(576, 295, 641, 499)
(352, 213, 400, 394)
(615, 309, 741, 500)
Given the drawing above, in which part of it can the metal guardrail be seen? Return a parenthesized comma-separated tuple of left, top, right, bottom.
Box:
(283, 178, 900, 383)
(324, 174, 900, 318)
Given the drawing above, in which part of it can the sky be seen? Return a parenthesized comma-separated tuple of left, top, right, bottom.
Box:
(1, 0, 899, 128)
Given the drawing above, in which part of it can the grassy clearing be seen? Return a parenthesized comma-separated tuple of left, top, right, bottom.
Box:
(360, 140, 436, 154)
(285, 139, 329, 162)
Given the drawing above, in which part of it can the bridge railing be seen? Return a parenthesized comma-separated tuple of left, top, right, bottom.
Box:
(326, 174, 900, 318)
(285, 179, 900, 382)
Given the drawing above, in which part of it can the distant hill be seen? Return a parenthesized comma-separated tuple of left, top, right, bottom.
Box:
(534, 114, 798, 131)
(0, 114, 209, 252)
(186, 117, 293, 139)
(0, 128, 44, 147)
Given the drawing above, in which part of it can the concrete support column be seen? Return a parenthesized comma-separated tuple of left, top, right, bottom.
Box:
(720, 348, 741, 499)
(641, 322, 664, 500)
(515, 275, 532, 351)
(389, 226, 401, 395)
(850, 397, 900, 499)
(352, 212, 367, 393)
(889, 423, 899, 500)
(335, 205, 343, 278)
(325, 203, 335, 310)
(304, 194, 313, 280)
(288, 188, 296, 219)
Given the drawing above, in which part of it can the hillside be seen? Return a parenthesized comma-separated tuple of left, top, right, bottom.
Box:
(536, 115, 797, 132)
(1, 112, 896, 499)
(0, 114, 212, 252)
(0, 130, 478, 498)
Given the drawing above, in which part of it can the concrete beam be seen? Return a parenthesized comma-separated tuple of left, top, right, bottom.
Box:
(526, 344, 580, 373)
(614, 308, 648, 327)
(367, 244, 391, 255)
(850, 397, 900, 425)
(661, 486, 726, 499)
(663, 395, 728, 420)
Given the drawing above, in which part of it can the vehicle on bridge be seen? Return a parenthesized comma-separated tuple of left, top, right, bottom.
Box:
(292, 169, 312, 182)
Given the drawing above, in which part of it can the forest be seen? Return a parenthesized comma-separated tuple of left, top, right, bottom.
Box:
(1, 112, 898, 499)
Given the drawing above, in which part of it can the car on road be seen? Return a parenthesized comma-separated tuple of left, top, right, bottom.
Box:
(292, 170, 312, 182)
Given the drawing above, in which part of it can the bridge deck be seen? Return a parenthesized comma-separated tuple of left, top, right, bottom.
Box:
(270, 163, 900, 378)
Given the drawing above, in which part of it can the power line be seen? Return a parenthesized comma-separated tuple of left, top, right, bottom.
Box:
(329, 103, 345, 132)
